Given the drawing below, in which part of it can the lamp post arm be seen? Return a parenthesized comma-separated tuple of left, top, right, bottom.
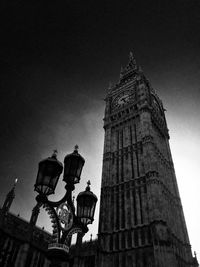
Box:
(46, 185, 75, 214)
(47, 192, 68, 208)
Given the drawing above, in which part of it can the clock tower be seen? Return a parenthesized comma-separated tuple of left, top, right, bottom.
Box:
(97, 53, 196, 267)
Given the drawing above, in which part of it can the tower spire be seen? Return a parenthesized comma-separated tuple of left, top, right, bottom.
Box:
(127, 51, 137, 68)
(2, 178, 18, 213)
(129, 51, 134, 60)
(119, 51, 141, 82)
(129, 51, 135, 62)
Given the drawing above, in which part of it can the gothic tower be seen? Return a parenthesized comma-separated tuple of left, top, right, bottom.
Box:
(98, 53, 197, 267)
(1, 178, 18, 214)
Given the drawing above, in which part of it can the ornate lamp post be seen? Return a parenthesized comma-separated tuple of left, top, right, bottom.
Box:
(31, 146, 98, 266)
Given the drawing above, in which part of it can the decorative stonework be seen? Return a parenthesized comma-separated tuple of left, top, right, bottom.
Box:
(98, 54, 197, 267)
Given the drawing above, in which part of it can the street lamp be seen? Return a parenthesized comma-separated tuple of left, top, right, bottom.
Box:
(31, 146, 97, 266)
(77, 180, 97, 225)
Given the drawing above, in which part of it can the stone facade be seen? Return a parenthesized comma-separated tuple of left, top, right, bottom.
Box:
(0, 209, 51, 267)
(97, 53, 198, 267)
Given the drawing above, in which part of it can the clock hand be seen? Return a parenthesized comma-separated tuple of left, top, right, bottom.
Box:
(122, 97, 129, 103)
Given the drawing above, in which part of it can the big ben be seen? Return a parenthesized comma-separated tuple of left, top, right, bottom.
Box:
(97, 53, 197, 267)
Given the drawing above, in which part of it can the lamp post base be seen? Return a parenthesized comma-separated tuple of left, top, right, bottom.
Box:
(47, 243, 69, 267)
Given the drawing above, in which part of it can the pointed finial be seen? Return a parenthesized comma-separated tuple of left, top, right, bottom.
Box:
(120, 65, 124, 77)
(72, 195, 75, 204)
(129, 51, 137, 65)
(52, 149, 58, 158)
(138, 65, 143, 72)
(194, 251, 197, 257)
(11, 177, 18, 191)
(14, 178, 18, 187)
(129, 51, 134, 61)
(74, 145, 79, 152)
(86, 180, 91, 191)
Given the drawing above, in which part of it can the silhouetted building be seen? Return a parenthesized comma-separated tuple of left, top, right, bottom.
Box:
(0, 54, 198, 267)
(96, 53, 198, 267)
(0, 180, 51, 266)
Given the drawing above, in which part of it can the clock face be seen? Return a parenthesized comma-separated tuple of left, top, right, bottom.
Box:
(112, 91, 133, 109)
(117, 94, 130, 105)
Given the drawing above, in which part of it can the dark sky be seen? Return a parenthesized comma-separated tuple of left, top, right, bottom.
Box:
(0, 0, 199, 252)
